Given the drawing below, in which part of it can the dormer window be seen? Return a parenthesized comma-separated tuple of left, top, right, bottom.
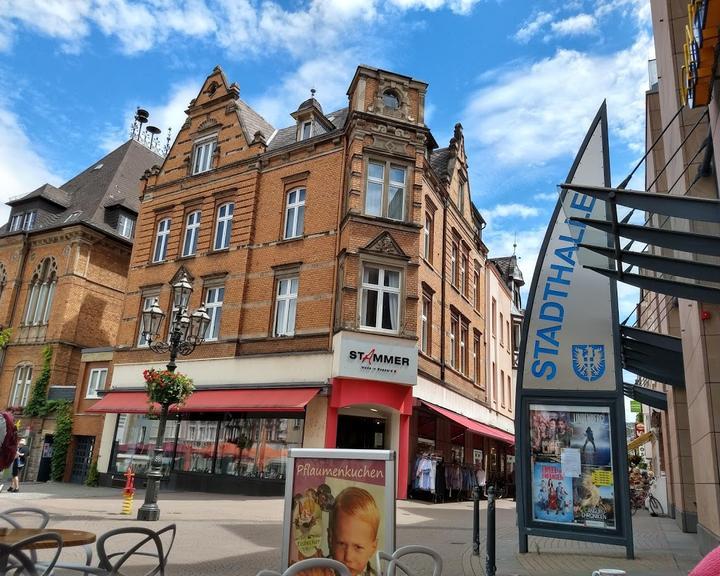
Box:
(117, 214, 135, 238)
(192, 136, 216, 175)
(382, 90, 400, 109)
(300, 121, 312, 141)
(10, 211, 37, 232)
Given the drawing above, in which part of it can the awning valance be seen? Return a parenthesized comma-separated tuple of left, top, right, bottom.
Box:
(623, 382, 668, 411)
(421, 401, 514, 444)
(87, 387, 321, 414)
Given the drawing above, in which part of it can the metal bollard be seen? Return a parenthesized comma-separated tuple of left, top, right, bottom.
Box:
(472, 484, 480, 556)
(486, 484, 496, 576)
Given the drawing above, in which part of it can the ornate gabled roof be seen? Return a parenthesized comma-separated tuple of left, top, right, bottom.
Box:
(491, 255, 525, 285)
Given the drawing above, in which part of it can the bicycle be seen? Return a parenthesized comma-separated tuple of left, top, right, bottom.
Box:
(647, 482, 664, 517)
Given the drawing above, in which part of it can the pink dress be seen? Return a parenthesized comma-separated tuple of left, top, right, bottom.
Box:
(690, 545, 720, 576)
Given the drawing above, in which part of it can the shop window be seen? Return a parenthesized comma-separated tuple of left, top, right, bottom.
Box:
(110, 413, 179, 476)
(360, 265, 400, 333)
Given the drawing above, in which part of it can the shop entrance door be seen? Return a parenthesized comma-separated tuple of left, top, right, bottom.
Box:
(337, 415, 386, 450)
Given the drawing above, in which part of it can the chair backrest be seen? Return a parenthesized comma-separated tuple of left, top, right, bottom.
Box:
(0, 507, 51, 529)
(376, 550, 415, 576)
(96, 526, 168, 576)
(386, 545, 443, 576)
(5, 531, 63, 576)
(281, 558, 351, 576)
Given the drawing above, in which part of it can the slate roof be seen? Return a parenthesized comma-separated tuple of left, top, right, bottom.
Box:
(490, 255, 525, 285)
(3, 139, 161, 241)
(430, 147, 451, 180)
(267, 107, 348, 152)
(236, 99, 275, 144)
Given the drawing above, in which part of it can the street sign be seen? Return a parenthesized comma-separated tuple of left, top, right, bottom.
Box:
(630, 401, 641, 413)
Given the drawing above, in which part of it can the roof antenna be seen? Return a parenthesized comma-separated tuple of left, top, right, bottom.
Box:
(513, 232, 517, 256)
(310, 88, 316, 99)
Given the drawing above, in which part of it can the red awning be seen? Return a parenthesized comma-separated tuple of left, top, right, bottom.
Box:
(87, 387, 321, 414)
(422, 401, 515, 444)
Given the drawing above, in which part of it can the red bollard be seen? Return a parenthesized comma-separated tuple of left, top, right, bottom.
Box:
(121, 467, 136, 515)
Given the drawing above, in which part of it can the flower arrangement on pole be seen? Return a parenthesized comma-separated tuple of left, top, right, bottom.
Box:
(143, 369, 194, 410)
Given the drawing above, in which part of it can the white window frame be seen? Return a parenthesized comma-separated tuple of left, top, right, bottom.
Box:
(138, 295, 157, 346)
(460, 321, 468, 375)
(473, 269, 480, 309)
(274, 276, 298, 337)
(460, 252, 467, 296)
(501, 369, 506, 406)
(424, 214, 432, 261)
(153, 218, 171, 263)
(22, 211, 36, 231)
(364, 160, 406, 221)
(10, 365, 33, 407)
(205, 286, 224, 341)
(118, 214, 134, 238)
(284, 188, 306, 239)
(473, 332, 480, 385)
(500, 312, 505, 347)
(214, 203, 234, 251)
(192, 137, 215, 175)
(9, 214, 22, 232)
(182, 210, 201, 257)
(459, 180, 466, 214)
(360, 265, 401, 333)
(86, 368, 108, 399)
(450, 242, 458, 286)
(421, 295, 430, 353)
(23, 258, 56, 326)
(449, 316, 458, 368)
(301, 121, 312, 140)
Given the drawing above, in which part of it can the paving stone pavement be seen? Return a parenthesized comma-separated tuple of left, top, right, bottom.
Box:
(4, 483, 703, 575)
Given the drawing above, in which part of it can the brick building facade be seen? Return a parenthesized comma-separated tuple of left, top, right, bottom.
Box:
(92, 65, 519, 498)
(0, 139, 161, 483)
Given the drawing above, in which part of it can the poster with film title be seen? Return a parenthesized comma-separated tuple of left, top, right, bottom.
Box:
(284, 451, 395, 575)
(529, 405, 615, 530)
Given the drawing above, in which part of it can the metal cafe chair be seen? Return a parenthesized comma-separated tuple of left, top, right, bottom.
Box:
(256, 558, 351, 576)
(0, 507, 53, 566)
(0, 531, 63, 576)
(376, 545, 443, 576)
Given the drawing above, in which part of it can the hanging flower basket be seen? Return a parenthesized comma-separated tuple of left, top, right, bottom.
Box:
(143, 369, 194, 409)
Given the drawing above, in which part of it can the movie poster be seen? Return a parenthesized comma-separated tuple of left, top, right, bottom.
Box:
(282, 449, 395, 575)
(529, 404, 615, 530)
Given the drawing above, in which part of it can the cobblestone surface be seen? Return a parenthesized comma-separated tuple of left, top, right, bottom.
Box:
(4, 483, 703, 575)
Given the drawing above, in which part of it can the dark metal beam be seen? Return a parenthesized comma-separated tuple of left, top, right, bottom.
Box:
(586, 266, 720, 304)
(580, 243, 720, 283)
(621, 338, 683, 363)
(623, 359, 685, 387)
(561, 183, 720, 223)
(620, 326, 683, 352)
(623, 383, 668, 411)
(571, 217, 720, 257)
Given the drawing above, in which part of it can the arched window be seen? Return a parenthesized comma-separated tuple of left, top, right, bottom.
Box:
(10, 363, 33, 407)
(23, 257, 57, 325)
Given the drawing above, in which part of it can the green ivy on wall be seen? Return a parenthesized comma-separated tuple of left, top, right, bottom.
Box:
(25, 346, 53, 417)
(49, 400, 73, 482)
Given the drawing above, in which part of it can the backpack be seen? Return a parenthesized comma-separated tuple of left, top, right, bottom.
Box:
(0, 412, 18, 470)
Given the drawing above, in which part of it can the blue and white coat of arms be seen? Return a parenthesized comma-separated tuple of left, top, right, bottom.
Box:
(571, 344, 606, 381)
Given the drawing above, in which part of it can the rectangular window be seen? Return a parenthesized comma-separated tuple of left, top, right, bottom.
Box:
(500, 369, 506, 406)
(473, 331, 481, 386)
(506, 321, 511, 352)
(451, 242, 458, 286)
(214, 203, 234, 250)
(364, 161, 406, 221)
(274, 277, 298, 337)
(9, 214, 22, 232)
(284, 188, 306, 239)
(301, 121, 312, 140)
(450, 315, 458, 368)
(22, 211, 36, 231)
(205, 286, 224, 340)
(491, 298, 497, 337)
(182, 211, 201, 257)
(424, 214, 433, 263)
(86, 368, 108, 399)
(473, 269, 480, 309)
(421, 294, 431, 354)
(138, 295, 157, 346)
(10, 365, 33, 407)
(118, 214, 134, 238)
(192, 138, 215, 175)
(460, 252, 468, 296)
(492, 362, 497, 403)
(500, 313, 505, 347)
(153, 218, 171, 262)
(361, 265, 400, 332)
(507, 374, 512, 411)
(460, 321, 468, 375)
(459, 180, 466, 214)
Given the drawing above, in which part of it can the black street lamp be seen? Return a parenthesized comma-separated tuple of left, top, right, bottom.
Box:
(137, 272, 210, 521)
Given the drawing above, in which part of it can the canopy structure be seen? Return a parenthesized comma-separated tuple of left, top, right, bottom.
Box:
(422, 400, 514, 444)
(628, 430, 655, 452)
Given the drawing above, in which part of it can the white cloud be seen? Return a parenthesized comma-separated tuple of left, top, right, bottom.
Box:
(533, 191, 558, 202)
(514, 11, 553, 43)
(485, 203, 540, 219)
(463, 32, 652, 168)
(0, 0, 483, 55)
(0, 106, 63, 223)
(550, 14, 596, 36)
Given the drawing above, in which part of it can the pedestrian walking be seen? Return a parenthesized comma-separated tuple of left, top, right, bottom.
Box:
(9, 437, 28, 493)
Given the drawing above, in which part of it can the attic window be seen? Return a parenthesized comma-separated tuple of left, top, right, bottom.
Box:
(300, 121, 312, 141)
(92, 164, 103, 171)
(382, 90, 400, 110)
(64, 211, 81, 223)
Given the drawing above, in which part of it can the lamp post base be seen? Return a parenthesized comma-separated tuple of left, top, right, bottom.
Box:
(137, 503, 161, 522)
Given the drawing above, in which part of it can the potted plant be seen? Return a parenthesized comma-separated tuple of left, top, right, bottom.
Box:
(143, 369, 194, 410)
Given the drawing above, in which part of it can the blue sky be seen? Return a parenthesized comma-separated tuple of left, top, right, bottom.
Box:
(1, 0, 652, 319)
